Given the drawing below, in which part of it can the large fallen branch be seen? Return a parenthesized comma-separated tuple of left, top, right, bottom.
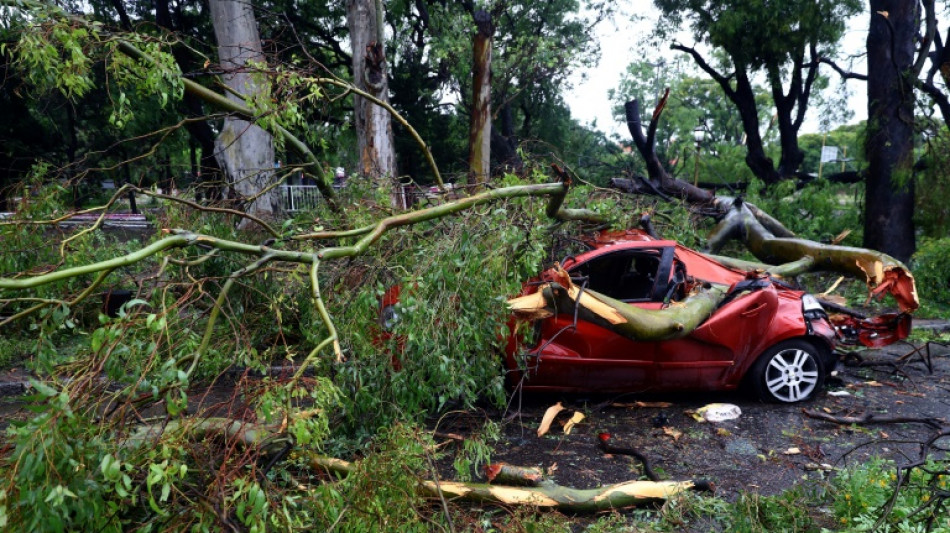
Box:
(309, 455, 710, 512)
(508, 265, 727, 342)
(1, 180, 603, 366)
(619, 94, 919, 313)
(706, 198, 918, 313)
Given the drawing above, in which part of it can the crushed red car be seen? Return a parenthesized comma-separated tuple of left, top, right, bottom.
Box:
(381, 230, 912, 403)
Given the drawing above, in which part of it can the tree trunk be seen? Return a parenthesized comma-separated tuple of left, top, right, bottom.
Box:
(508, 265, 728, 342)
(346, 0, 399, 205)
(865, 2, 916, 263)
(734, 70, 781, 184)
(208, 0, 278, 222)
(468, 10, 493, 186)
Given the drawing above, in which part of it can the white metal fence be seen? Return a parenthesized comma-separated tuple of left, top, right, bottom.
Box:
(279, 185, 322, 212)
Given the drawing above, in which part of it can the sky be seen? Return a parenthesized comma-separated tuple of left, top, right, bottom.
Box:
(565, 10, 871, 139)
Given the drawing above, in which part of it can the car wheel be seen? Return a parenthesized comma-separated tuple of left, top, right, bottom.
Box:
(749, 339, 825, 403)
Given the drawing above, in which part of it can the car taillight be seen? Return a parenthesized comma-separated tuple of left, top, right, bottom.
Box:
(379, 304, 399, 330)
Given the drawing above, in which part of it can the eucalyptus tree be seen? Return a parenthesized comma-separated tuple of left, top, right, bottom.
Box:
(653, 0, 862, 184)
(347, 0, 397, 191)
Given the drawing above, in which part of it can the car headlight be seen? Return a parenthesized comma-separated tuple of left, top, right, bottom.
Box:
(379, 304, 399, 330)
(801, 294, 826, 319)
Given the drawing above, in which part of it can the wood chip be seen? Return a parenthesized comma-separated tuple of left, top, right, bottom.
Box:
(563, 412, 585, 435)
(537, 402, 565, 437)
(783, 447, 801, 455)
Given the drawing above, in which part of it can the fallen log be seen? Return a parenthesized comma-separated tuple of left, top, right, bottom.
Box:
(124, 417, 710, 511)
(706, 198, 918, 313)
(310, 456, 711, 512)
(507, 265, 727, 342)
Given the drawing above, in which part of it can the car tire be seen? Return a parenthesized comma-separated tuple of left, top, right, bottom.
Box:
(748, 339, 826, 403)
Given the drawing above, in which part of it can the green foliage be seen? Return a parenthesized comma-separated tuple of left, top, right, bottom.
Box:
(309, 424, 437, 532)
(325, 181, 552, 435)
(15, 18, 98, 99)
(625, 487, 819, 532)
(745, 177, 864, 246)
(3, 382, 150, 532)
(798, 123, 865, 176)
(654, 0, 861, 71)
(916, 132, 950, 239)
(831, 458, 950, 532)
(911, 238, 950, 317)
(611, 58, 771, 153)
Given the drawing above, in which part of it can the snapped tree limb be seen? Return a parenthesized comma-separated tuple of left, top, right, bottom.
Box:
(309, 455, 711, 512)
(124, 417, 712, 512)
(508, 265, 727, 342)
(706, 198, 918, 312)
(619, 95, 919, 313)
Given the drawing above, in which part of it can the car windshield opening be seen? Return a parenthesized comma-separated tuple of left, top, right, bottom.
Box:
(571, 250, 663, 301)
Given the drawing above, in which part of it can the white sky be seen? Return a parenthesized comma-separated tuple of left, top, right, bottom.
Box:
(565, 11, 871, 138)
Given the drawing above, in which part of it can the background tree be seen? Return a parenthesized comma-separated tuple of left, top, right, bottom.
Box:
(347, 0, 398, 196)
(864, 2, 917, 263)
(209, 0, 277, 218)
(653, 0, 862, 184)
(610, 57, 772, 184)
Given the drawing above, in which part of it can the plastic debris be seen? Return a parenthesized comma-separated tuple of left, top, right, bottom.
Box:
(690, 403, 741, 423)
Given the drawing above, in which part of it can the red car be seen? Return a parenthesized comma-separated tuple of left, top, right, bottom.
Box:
(381, 230, 911, 403)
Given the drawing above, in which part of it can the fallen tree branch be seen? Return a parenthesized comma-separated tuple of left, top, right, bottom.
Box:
(1, 181, 604, 364)
(802, 409, 946, 430)
(802, 408, 950, 531)
(309, 455, 711, 512)
(124, 416, 712, 511)
(508, 265, 727, 342)
(706, 200, 918, 312)
(616, 96, 919, 314)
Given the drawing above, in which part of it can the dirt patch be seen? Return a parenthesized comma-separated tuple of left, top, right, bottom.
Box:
(434, 342, 950, 501)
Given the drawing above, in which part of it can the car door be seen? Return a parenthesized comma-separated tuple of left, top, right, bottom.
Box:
(655, 285, 780, 390)
(526, 248, 662, 392)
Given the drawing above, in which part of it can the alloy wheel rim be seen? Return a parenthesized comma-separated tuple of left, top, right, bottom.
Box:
(764, 348, 819, 402)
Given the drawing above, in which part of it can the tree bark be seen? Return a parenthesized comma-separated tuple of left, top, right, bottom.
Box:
(671, 45, 781, 184)
(624, 94, 714, 204)
(309, 455, 710, 512)
(706, 199, 919, 312)
(468, 10, 493, 185)
(208, 0, 278, 222)
(865, 2, 917, 263)
(346, 0, 399, 205)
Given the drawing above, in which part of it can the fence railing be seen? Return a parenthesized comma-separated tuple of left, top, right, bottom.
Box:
(279, 185, 322, 212)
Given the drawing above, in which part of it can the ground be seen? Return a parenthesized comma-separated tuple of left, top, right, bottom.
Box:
(432, 340, 950, 502)
(0, 338, 946, 527)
